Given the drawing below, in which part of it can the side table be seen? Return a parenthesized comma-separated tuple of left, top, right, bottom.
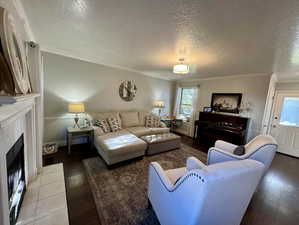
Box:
(67, 127, 94, 155)
(161, 118, 183, 132)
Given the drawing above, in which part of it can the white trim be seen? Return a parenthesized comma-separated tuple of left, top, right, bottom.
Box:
(178, 73, 271, 83)
(275, 90, 299, 94)
(12, 0, 36, 41)
(261, 73, 277, 134)
(41, 47, 173, 81)
(46, 138, 87, 147)
(276, 77, 299, 83)
(44, 115, 85, 120)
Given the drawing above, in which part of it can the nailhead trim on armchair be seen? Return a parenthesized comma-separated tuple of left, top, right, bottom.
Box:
(150, 164, 204, 192)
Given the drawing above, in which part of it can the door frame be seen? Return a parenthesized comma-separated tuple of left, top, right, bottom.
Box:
(261, 73, 277, 135)
(269, 90, 299, 135)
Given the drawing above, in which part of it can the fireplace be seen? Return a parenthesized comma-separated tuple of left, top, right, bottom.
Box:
(6, 135, 26, 225)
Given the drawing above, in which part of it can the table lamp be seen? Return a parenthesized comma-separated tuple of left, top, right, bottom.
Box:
(153, 100, 165, 116)
(68, 103, 85, 128)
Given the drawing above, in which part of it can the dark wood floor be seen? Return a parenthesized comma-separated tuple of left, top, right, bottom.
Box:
(44, 137, 299, 225)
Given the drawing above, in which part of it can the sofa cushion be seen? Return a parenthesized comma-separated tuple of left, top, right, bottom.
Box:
(126, 126, 170, 137)
(145, 115, 160, 128)
(94, 119, 111, 133)
(120, 112, 140, 128)
(126, 127, 152, 137)
(107, 117, 122, 132)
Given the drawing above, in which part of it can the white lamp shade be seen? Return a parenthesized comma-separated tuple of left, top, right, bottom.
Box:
(173, 64, 189, 74)
(153, 100, 165, 108)
(68, 103, 85, 113)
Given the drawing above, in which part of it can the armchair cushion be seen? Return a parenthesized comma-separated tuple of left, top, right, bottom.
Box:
(208, 147, 243, 165)
(165, 167, 187, 185)
(186, 156, 206, 170)
(214, 140, 237, 153)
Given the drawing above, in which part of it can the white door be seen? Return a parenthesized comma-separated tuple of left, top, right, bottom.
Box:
(270, 91, 299, 157)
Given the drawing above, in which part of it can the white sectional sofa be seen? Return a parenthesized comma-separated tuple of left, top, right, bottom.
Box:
(89, 111, 170, 165)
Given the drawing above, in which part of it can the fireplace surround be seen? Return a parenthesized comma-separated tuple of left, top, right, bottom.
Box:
(0, 94, 42, 225)
(6, 134, 25, 225)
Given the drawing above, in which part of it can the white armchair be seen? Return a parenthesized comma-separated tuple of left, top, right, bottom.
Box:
(208, 135, 278, 173)
(148, 157, 264, 225)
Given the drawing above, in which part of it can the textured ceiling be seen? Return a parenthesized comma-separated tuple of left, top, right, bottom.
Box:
(21, 0, 299, 80)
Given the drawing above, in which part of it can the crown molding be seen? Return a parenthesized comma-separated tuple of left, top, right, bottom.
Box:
(276, 77, 299, 83)
(177, 72, 271, 83)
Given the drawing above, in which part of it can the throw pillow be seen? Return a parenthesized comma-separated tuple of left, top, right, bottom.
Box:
(94, 126, 105, 136)
(94, 119, 111, 133)
(107, 117, 122, 132)
(233, 145, 245, 155)
(145, 115, 160, 128)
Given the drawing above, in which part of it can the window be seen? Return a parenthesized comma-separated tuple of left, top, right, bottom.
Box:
(279, 97, 299, 126)
(179, 88, 195, 116)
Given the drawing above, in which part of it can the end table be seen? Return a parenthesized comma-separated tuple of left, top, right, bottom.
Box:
(67, 127, 94, 155)
(160, 118, 183, 132)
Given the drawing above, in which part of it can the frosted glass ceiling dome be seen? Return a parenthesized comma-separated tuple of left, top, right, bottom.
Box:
(173, 58, 189, 74)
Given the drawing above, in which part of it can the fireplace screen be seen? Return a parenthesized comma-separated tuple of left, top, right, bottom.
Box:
(6, 135, 26, 225)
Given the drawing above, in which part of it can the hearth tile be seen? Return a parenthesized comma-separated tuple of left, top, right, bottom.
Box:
(28, 176, 41, 189)
(39, 181, 65, 200)
(40, 170, 64, 186)
(22, 185, 40, 206)
(34, 207, 69, 225)
(42, 163, 63, 175)
(17, 201, 37, 225)
(36, 192, 67, 215)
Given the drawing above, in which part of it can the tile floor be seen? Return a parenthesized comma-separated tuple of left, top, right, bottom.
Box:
(17, 163, 69, 225)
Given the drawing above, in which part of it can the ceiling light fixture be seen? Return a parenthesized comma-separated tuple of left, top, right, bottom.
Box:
(173, 58, 189, 74)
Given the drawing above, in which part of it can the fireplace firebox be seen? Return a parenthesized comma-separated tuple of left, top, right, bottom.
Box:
(6, 135, 26, 225)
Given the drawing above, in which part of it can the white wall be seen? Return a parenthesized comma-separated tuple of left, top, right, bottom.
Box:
(43, 52, 175, 144)
(179, 74, 271, 141)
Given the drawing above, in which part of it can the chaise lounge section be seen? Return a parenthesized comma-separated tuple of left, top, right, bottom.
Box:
(90, 111, 170, 165)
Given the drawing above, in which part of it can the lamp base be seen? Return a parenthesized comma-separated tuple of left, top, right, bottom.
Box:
(73, 114, 80, 128)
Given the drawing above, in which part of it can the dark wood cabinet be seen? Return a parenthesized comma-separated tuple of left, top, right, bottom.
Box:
(194, 112, 249, 147)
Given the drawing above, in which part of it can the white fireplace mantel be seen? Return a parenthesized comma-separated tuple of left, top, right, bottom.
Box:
(0, 93, 42, 225)
(0, 94, 40, 128)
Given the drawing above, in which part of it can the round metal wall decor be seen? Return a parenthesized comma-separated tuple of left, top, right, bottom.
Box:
(0, 7, 31, 94)
(119, 80, 137, 101)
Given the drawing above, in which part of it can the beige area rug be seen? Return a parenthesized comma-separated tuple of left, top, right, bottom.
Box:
(83, 144, 207, 225)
